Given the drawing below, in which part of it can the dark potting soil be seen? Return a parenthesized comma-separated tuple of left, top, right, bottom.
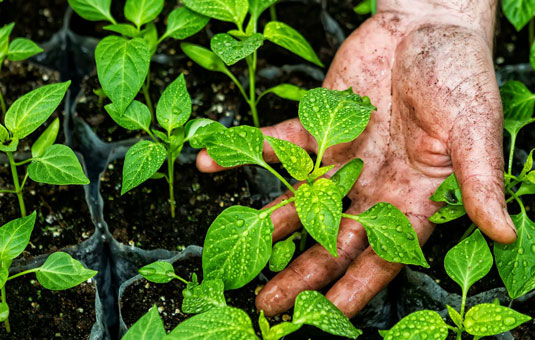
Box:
(0, 279, 95, 339)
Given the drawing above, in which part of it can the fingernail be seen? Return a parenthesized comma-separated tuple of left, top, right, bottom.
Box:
(503, 208, 517, 236)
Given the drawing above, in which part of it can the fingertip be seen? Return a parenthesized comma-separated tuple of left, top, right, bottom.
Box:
(255, 280, 290, 317)
(196, 149, 225, 173)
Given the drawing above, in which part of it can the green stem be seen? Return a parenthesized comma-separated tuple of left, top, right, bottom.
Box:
(263, 197, 295, 215)
(262, 163, 295, 193)
(20, 172, 29, 191)
(270, 4, 277, 21)
(172, 274, 189, 285)
(14, 158, 33, 167)
(142, 70, 155, 123)
(0, 87, 6, 119)
(506, 133, 517, 187)
(342, 213, 359, 221)
(247, 54, 260, 128)
(225, 71, 250, 107)
(314, 144, 327, 170)
(0, 189, 17, 194)
(507, 187, 526, 215)
(459, 223, 476, 241)
(529, 18, 534, 47)
(1, 286, 9, 332)
(299, 229, 308, 251)
(168, 151, 176, 218)
(7, 152, 26, 217)
(6, 268, 39, 281)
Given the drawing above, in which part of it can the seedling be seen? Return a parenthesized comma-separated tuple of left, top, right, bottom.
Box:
(0, 22, 44, 116)
(0, 81, 90, 217)
(501, 0, 535, 72)
(180, 0, 321, 127)
(0, 213, 97, 333)
(68, 0, 210, 119)
(379, 230, 531, 340)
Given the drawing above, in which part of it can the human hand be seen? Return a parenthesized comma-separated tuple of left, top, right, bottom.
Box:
(196, 0, 517, 318)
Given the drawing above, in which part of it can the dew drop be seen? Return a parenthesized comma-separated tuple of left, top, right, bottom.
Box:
(503, 317, 516, 326)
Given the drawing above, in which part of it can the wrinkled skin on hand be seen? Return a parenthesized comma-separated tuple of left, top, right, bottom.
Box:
(197, 3, 517, 318)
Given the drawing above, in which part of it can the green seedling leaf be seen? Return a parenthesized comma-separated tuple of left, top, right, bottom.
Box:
(527, 171, 535, 183)
(444, 229, 493, 294)
(384, 310, 447, 340)
(501, 0, 535, 31)
(293, 291, 362, 339)
(0, 124, 8, 142)
(7, 38, 43, 61)
(103, 23, 138, 37)
(181, 43, 230, 74)
(500, 81, 535, 136)
(95, 36, 150, 115)
(269, 236, 296, 272)
(123, 305, 165, 340)
(139, 261, 175, 284)
(168, 128, 185, 155)
(67, 0, 114, 22)
(0, 23, 15, 59)
(356, 202, 428, 267)
(531, 41, 535, 72)
(205, 126, 266, 168)
(495, 211, 535, 299)
(264, 21, 323, 67)
(0, 266, 8, 289)
(184, 119, 226, 148)
(447, 304, 462, 328)
(354, 0, 372, 14)
(124, 0, 163, 28)
(517, 181, 535, 196)
(156, 74, 191, 134)
(295, 178, 342, 257)
(183, 0, 249, 28)
(0, 212, 36, 261)
(28, 144, 89, 185)
(265, 135, 312, 181)
(140, 23, 158, 55)
(249, 0, 277, 21)
(263, 84, 307, 102)
(203, 206, 273, 290)
(429, 205, 467, 224)
(430, 173, 463, 205)
(166, 306, 258, 340)
(331, 158, 363, 197)
(122, 140, 166, 194)
(106, 101, 151, 132)
(464, 303, 531, 336)
(36, 252, 97, 290)
(0, 138, 18, 152)
(0, 303, 8, 323)
(152, 130, 169, 143)
(31, 117, 59, 158)
(265, 324, 301, 340)
(299, 88, 375, 155)
(259, 311, 270, 338)
(519, 149, 534, 181)
(150, 172, 166, 180)
(5, 81, 70, 139)
(211, 33, 264, 66)
(164, 7, 209, 40)
(308, 165, 335, 180)
(182, 279, 227, 314)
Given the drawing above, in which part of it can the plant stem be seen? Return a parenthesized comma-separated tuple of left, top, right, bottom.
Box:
(225, 71, 250, 104)
(299, 229, 308, 251)
(529, 18, 534, 47)
(6, 268, 39, 281)
(247, 54, 260, 128)
(314, 144, 327, 171)
(1, 286, 9, 332)
(7, 152, 26, 217)
(459, 223, 476, 241)
(172, 274, 189, 285)
(0, 88, 6, 119)
(506, 133, 517, 187)
(142, 70, 155, 123)
(507, 187, 526, 215)
(270, 4, 277, 21)
(167, 151, 176, 218)
(263, 197, 295, 215)
(262, 163, 295, 193)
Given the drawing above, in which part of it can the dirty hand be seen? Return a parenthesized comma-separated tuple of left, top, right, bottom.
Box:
(197, 0, 517, 318)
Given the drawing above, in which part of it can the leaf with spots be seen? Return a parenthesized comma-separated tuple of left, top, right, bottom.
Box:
(295, 178, 342, 257)
(464, 303, 531, 336)
(165, 306, 259, 340)
(444, 229, 493, 294)
(494, 211, 535, 299)
(269, 236, 296, 272)
(293, 291, 362, 339)
(355, 202, 428, 267)
(205, 126, 266, 168)
(182, 279, 227, 314)
(264, 323, 301, 340)
(447, 305, 462, 329)
(430, 173, 463, 205)
(519, 149, 534, 182)
(298, 88, 375, 157)
(36, 252, 97, 290)
(501, 0, 535, 31)
(331, 158, 363, 197)
(211, 33, 264, 66)
(123, 305, 165, 340)
(185, 119, 226, 149)
(308, 165, 335, 180)
(122, 140, 166, 194)
(164, 7, 209, 41)
(384, 310, 447, 340)
(0, 212, 36, 261)
(265, 136, 312, 181)
(202, 206, 274, 290)
(124, 0, 163, 28)
(500, 81, 535, 138)
(156, 74, 191, 134)
(182, 0, 249, 28)
(28, 144, 90, 185)
(429, 205, 466, 224)
(106, 100, 151, 132)
(139, 261, 176, 284)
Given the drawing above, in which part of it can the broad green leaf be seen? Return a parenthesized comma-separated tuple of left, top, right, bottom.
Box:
(500, 81, 535, 136)
(429, 205, 467, 224)
(464, 304, 531, 336)
(125, 0, 164, 28)
(265, 135, 312, 181)
(28, 144, 89, 185)
(527, 171, 535, 183)
(356, 202, 428, 267)
(293, 291, 362, 339)
(0, 23, 15, 59)
(205, 126, 266, 168)
(103, 23, 138, 37)
(106, 101, 151, 132)
(123, 305, 165, 340)
(164, 7, 209, 40)
(265, 324, 301, 340)
(156, 74, 191, 134)
(0, 124, 8, 142)
(211, 33, 264, 66)
(0, 138, 18, 152)
(495, 212, 535, 299)
(67, 0, 114, 22)
(122, 140, 166, 194)
(166, 306, 258, 340)
(298, 88, 375, 154)
(384, 310, 447, 340)
(182, 279, 227, 314)
(181, 43, 230, 74)
(0, 303, 8, 323)
(7, 38, 43, 61)
(5, 81, 70, 139)
(331, 158, 363, 197)
(295, 178, 342, 257)
(308, 164, 335, 180)
(249, 0, 277, 21)
(447, 305, 462, 329)
(203, 206, 273, 290)
(263, 84, 307, 102)
(139, 261, 175, 284)
(0, 212, 36, 261)
(269, 236, 296, 272)
(31, 117, 59, 158)
(36, 252, 97, 290)
(520, 149, 534, 181)
(517, 181, 535, 196)
(183, 0, 249, 28)
(501, 0, 535, 31)
(444, 229, 493, 294)
(184, 119, 226, 148)
(264, 21, 323, 67)
(95, 36, 150, 115)
(430, 174, 463, 205)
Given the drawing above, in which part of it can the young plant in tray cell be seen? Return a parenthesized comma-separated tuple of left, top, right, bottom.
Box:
(180, 0, 321, 128)
(0, 213, 97, 333)
(68, 0, 210, 118)
(0, 81, 90, 217)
